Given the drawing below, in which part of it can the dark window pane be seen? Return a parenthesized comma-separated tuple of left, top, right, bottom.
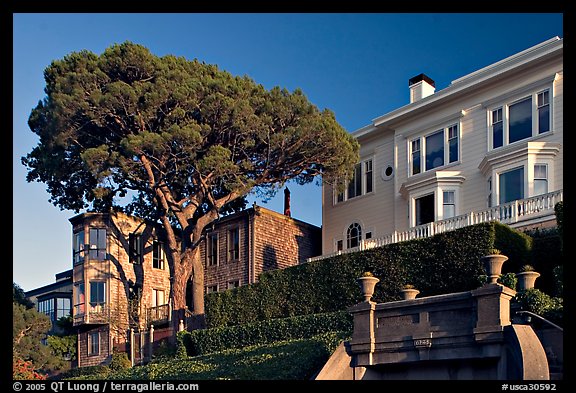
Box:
(509, 98, 532, 143)
(493, 122, 503, 148)
(499, 167, 524, 204)
(538, 105, 550, 134)
(412, 154, 420, 175)
(449, 138, 458, 163)
(425, 131, 444, 170)
(416, 194, 435, 225)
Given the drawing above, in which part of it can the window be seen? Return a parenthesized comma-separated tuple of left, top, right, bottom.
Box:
(410, 124, 459, 176)
(412, 140, 421, 175)
(74, 282, 85, 315)
(346, 223, 362, 249)
(336, 240, 343, 251)
(443, 191, 455, 219)
(206, 285, 218, 294)
(347, 163, 362, 199)
(227, 280, 240, 290)
(129, 233, 143, 264)
(56, 298, 71, 320)
(509, 97, 532, 143)
(499, 167, 524, 204)
(152, 289, 166, 307)
(73, 231, 85, 265)
(89, 228, 106, 261)
(537, 91, 550, 134)
(425, 130, 444, 170)
(335, 158, 374, 203)
(448, 125, 459, 163)
(207, 233, 218, 266)
(228, 228, 240, 261)
(534, 164, 548, 196)
(415, 194, 435, 226)
(365, 231, 372, 240)
(153, 240, 165, 269)
(88, 332, 99, 356)
(89, 281, 106, 311)
(487, 178, 493, 208)
(491, 108, 503, 149)
(490, 89, 551, 149)
(365, 160, 373, 193)
(38, 299, 54, 321)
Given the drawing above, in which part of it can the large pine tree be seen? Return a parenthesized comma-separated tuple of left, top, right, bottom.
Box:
(23, 42, 359, 332)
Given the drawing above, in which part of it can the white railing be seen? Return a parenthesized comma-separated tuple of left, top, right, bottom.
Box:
(307, 190, 562, 263)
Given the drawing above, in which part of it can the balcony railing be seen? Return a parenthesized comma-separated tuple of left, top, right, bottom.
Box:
(308, 190, 562, 263)
(73, 303, 110, 325)
(146, 304, 171, 327)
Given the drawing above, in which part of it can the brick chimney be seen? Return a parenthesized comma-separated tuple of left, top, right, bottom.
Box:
(409, 73, 435, 103)
(284, 187, 291, 217)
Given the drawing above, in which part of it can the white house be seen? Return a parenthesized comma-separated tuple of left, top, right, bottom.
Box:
(317, 37, 563, 260)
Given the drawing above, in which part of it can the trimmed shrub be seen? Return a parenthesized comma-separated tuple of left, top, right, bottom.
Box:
(493, 222, 532, 274)
(206, 223, 531, 328)
(182, 311, 352, 356)
(525, 227, 563, 294)
(514, 288, 563, 326)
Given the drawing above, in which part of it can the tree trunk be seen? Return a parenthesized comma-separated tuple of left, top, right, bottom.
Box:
(170, 247, 206, 336)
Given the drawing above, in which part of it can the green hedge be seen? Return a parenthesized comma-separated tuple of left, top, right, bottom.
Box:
(206, 222, 532, 328)
(524, 228, 563, 294)
(180, 311, 352, 356)
(106, 332, 349, 380)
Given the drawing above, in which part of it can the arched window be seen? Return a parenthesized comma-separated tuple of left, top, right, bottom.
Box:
(347, 223, 362, 249)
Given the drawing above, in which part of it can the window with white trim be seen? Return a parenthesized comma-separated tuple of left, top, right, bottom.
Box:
(499, 167, 524, 205)
(489, 89, 551, 150)
(443, 191, 455, 219)
(152, 289, 166, 307)
(534, 164, 548, 196)
(415, 194, 435, 226)
(409, 124, 459, 176)
(346, 223, 362, 249)
(335, 158, 374, 203)
(206, 285, 218, 294)
(487, 178, 493, 208)
(152, 240, 165, 269)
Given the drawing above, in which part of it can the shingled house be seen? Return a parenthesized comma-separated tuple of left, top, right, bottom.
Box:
(66, 190, 320, 367)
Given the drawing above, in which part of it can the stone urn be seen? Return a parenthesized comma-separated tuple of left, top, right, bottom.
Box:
(481, 251, 508, 284)
(400, 287, 420, 300)
(516, 267, 540, 291)
(357, 273, 380, 302)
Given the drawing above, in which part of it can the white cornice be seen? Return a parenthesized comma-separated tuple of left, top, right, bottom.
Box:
(368, 37, 562, 132)
(478, 141, 561, 176)
(399, 170, 466, 199)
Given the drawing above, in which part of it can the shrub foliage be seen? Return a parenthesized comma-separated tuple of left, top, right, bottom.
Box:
(206, 222, 531, 328)
(180, 311, 352, 356)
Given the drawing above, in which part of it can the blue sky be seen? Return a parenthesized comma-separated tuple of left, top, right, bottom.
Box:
(12, 13, 563, 291)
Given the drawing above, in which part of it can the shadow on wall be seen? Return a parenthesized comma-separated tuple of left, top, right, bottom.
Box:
(295, 232, 321, 263)
(263, 244, 278, 271)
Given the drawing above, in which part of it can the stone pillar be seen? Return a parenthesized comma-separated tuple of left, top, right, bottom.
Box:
(347, 301, 376, 366)
(471, 283, 516, 343)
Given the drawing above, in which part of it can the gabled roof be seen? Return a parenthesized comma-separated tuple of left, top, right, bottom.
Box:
(353, 37, 563, 139)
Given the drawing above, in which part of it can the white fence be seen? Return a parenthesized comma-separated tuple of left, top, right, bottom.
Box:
(307, 190, 562, 263)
